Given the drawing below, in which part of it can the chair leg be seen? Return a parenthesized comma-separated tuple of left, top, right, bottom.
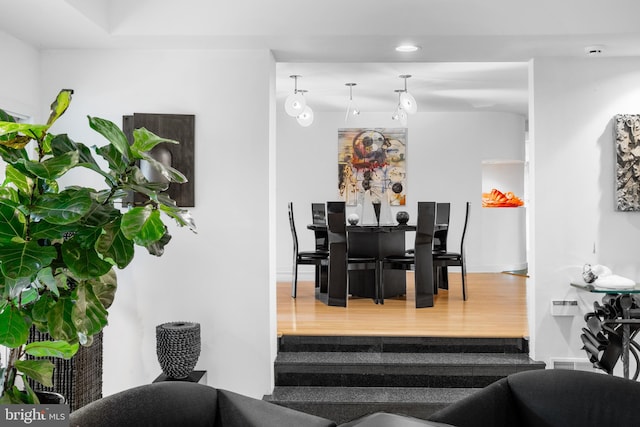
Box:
(432, 267, 439, 295)
(461, 261, 467, 301)
(378, 262, 384, 305)
(292, 260, 298, 298)
(374, 262, 380, 304)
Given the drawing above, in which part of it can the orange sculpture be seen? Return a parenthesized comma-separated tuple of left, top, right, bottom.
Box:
(482, 188, 524, 207)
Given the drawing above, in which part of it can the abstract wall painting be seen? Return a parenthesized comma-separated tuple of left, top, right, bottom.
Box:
(338, 128, 407, 206)
(615, 114, 640, 211)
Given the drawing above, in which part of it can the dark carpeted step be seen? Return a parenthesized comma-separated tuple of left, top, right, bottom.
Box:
(278, 335, 529, 354)
(274, 352, 545, 388)
(264, 386, 481, 425)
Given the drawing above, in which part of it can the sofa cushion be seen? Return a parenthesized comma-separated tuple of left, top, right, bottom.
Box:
(70, 381, 218, 427)
(507, 369, 640, 427)
(340, 412, 454, 427)
(428, 376, 520, 427)
(217, 389, 336, 427)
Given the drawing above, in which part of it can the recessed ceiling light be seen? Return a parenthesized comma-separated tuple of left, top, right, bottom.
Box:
(395, 44, 421, 53)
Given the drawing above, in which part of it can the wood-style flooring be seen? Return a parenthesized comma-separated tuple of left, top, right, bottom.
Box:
(277, 272, 528, 338)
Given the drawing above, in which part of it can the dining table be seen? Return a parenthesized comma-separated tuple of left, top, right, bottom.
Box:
(308, 222, 444, 306)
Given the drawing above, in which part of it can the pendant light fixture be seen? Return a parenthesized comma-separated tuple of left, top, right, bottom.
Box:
(399, 74, 418, 114)
(285, 75, 307, 117)
(295, 90, 314, 127)
(391, 89, 408, 126)
(344, 83, 360, 122)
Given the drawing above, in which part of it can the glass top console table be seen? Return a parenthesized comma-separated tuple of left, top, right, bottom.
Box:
(571, 281, 640, 380)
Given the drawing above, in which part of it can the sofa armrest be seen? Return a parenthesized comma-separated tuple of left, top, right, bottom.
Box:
(428, 377, 520, 427)
(70, 382, 218, 427)
(216, 389, 336, 427)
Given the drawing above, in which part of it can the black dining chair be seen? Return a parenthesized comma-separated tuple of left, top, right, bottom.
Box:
(311, 202, 328, 251)
(378, 201, 437, 308)
(326, 201, 379, 306)
(433, 201, 471, 301)
(288, 202, 329, 298)
(434, 202, 451, 290)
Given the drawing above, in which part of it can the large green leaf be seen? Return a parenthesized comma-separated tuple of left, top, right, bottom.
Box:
(72, 282, 108, 339)
(31, 187, 93, 225)
(29, 220, 75, 242)
(14, 360, 54, 388)
(0, 122, 48, 141)
(158, 202, 197, 233)
(121, 206, 165, 246)
(0, 200, 26, 243)
(25, 340, 78, 359)
(19, 151, 79, 181)
(131, 127, 178, 156)
(0, 305, 29, 348)
(95, 220, 135, 269)
(61, 239, 112, 279)
(87, 269, 117, 310)
(139, 151, 187, 183)
(47, 296, 76, 343)
(0, 241, 57, 281)
(95, 143, 127, 175)
(4, 164, 34, 195)
(46, 89, 73, 128)
(50, 134, 112, 181)
(88, 116, 132, 162)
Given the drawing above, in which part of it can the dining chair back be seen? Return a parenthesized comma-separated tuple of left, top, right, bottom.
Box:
(326, 201, 379, 306)
(311, 202, 328, 251)
(433, 201, 471, 300)
(434, 202, 451, 290)
(288, 202, 329, 298)
(378, 201, 436, 308)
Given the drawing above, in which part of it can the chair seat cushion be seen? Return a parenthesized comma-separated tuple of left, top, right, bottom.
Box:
(299, 250, 329, 258)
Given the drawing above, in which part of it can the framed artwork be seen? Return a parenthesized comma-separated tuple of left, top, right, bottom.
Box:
(123, 113, 195, 207)
(338, 128, 407, 206)
(615, 114, 640, 211)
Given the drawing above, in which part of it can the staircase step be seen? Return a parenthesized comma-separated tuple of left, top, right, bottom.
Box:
(278, 335, 529, 354)
(264, 386, 481, 424)
(275, 352, 545, 388)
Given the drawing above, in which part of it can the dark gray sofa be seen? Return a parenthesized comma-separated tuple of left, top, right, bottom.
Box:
(429, 369, 640, 427)
(69, 381, 336, 427)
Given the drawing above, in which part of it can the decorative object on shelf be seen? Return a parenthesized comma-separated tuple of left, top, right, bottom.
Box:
(396, 211, 410, 225)
(344, 83, 360, 123)
(347, 213, 360, 225)
(582, 264, 598, 283)
(482, 188, 524, 207)
(338, 128, 407, 207)
(615, 114, 640, 211)
(0, 90, 196, 404)
(156, 322, 201, 379)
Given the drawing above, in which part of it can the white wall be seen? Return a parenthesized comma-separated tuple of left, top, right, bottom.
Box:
(0, 47, 277, 399)
(0, 30, 40, 118)
(276, 110, 526, 280)
(530, 56, 640, 368)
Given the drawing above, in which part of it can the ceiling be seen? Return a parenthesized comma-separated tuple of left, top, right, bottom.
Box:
(2, 0, 640, 117)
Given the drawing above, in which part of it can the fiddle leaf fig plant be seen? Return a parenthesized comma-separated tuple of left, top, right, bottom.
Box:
(0, 89, 196, 403)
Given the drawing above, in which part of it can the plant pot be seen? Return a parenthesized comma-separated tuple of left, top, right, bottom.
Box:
(35, 390, 66, 404)
(156, 321, 201, 379)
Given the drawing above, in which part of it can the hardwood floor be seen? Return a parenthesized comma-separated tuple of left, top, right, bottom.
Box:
(277, 272, 528, 338)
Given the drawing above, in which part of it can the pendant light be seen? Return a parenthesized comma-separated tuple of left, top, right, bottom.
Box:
(344, 83, 360, 122)
(391, 89, 408, 126)
(285, 75, 306, 117)
(295, 90, 314, 127)
(399, 74, 418, 114)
